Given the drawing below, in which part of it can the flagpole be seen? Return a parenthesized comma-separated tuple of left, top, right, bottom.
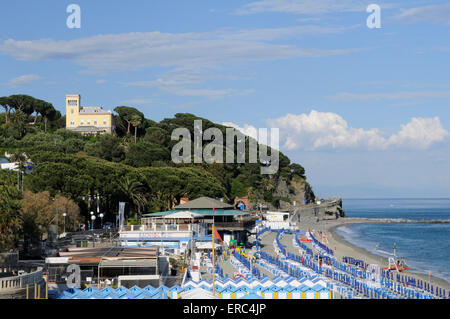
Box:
(212, 206, 215, 296)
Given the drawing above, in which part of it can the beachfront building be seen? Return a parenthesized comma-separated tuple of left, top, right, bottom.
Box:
(46, 246, 162, 289)
(65, 94, 114, 136)
(119, 197, 256, 251)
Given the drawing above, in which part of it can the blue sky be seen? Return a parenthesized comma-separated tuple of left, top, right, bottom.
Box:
(1, 0, 450, 198)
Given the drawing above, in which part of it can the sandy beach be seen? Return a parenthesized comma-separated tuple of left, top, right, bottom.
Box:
(297, 217, 450, 292)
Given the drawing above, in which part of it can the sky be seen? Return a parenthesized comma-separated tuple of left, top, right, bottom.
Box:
(1, 0, 450, 198)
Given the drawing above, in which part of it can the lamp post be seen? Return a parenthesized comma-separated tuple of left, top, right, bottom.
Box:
(63, 213, 67, 234)
(99, 213, 104, 229)
(91, 214, 96, 230)
(55, 208, 61, 237)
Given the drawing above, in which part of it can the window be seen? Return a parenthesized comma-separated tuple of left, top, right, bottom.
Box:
(71, 109, 74, 114)
(80, 120, 84, 125)
(94, 120, 97, 126)
(103, 119, 107, 125)
(87, 119, 91, 125)
(70, 119, 75, 126)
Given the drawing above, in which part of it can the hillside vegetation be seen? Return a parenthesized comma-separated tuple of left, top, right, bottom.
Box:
(0, 95, 315, 250)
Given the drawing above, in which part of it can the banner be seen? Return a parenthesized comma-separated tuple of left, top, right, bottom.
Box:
(119, 202, 126, 230)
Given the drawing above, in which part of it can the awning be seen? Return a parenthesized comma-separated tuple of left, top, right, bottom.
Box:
(160, 211, 203, 219)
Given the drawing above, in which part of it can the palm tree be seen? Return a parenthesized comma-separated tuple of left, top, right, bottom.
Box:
(118, 177, 148, 218)
(152, 191, 173, 212)
(130, 114, 142, 143)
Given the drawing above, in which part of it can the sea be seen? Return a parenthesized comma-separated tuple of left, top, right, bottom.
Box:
(335, 198, 450, 283)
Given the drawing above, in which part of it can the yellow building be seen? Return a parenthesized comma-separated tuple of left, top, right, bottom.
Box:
(65, 94, 114, 135)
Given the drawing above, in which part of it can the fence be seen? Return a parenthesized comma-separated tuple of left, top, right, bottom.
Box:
(0, 267, 43, 291)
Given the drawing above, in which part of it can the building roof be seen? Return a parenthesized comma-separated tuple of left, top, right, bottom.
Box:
(143, 209, 248, 218)
(174, 197, 234, 210)
(158, 211, 203, 219)
(80, 106, 111, 115)
(99, 259, 157, 268)
(58, 247, 158, 259)
(71, 126, 108, 132)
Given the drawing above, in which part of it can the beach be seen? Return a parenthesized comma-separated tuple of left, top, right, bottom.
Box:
(297, 216, 450, 292)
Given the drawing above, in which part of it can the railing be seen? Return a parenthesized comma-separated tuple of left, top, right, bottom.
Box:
(0, 267, 43, 291)
(121, 224, 197, 232)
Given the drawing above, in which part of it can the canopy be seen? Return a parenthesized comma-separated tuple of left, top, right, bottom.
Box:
(160, 211, 203, 219)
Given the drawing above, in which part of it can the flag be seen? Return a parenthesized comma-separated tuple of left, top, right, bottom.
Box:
(212, 205, 222, 244)
(214, 227, 223, 244)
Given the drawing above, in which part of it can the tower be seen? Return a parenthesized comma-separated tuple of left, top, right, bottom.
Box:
(66, 94, 81, 128)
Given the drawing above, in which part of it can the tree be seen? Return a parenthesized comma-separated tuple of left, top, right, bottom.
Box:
(7, 94, 35, 115)
(20, 191, 52, 245)
(144, 127, 169, 146)
(85, 134, 125, 162)
(0, 175, 22, 252)
(151, 190, 173, 212)
(0, 96, 11, 124)
(130, 114, 143, 143)
(118, 177, 148, 218)
(21, 191, 82, 242)
(114, 106, 144, 135)
(124, 141, 170, 168)
(289, 163, 305, 178)
(50, 194, 82, 232)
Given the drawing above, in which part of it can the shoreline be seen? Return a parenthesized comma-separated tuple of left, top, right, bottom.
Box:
(298, 217, 450, 291)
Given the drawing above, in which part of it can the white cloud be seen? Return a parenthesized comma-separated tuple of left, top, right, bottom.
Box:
(123, 71, 255, 99)
(387, 117, 449, 150)
(9, 74, 42, 87)
(0, 28, 358, 72)
(395, 3, 450, 25)
(222, 122, 279, 149)
(235, 0, 373, 15)
(265, 110, 448, 151)
(222, 122, 259, 141)
(0, 27, 358, 98)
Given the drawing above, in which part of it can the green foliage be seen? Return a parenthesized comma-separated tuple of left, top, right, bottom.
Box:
(84, 134, 125, 162)
(0, 171, 22, 251)
(1, 95, 314, 221)
(144, 127, 170, 146)
(114, 106, 145, 136)
(124, 141, 170, 167)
